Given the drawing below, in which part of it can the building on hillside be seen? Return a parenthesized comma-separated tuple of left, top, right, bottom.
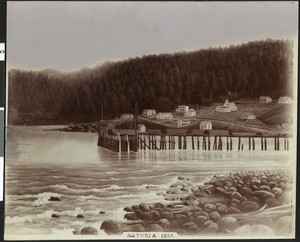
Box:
(216, 105, 231, 112)
(176, 105, 189, 112)
(259, 96, 272, 103)
(142, 109, 157, 116)
(120, 114, 134, 119)
(157, 112, 174, 120)
(278, 96, 292, 104)
(107, 122, 116, 130)
(172, 118, 191, 126)
(199, 120, 212, 130)
(223, 99, 237, 111)
(241, 112, 256, 120)
(138, 124, 146, 133)
(184, 108, 196, 117)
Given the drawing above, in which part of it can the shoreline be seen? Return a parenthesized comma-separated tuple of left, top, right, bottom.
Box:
(85, 168, 294, 237)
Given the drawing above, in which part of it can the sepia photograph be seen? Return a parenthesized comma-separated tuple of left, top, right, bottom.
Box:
(4, 1, 298, 240)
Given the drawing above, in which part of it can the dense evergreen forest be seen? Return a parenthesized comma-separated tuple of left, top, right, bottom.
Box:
(8, 39, 293, 124)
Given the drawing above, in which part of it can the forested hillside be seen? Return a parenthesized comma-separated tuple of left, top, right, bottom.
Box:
(8, 39, 293, 124)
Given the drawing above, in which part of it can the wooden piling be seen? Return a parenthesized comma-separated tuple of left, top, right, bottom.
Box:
(197, 137, 200, 150)
(238, 137, 241, 150)
(192, 136, 195, 150)
(183, 136, 187, 150)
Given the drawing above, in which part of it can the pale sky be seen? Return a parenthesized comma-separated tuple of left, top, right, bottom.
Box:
(7, 1, 298, 71)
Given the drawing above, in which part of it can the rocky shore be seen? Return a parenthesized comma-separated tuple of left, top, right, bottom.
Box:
(45, 123, 99, 133)
(68, 169, 293, 237)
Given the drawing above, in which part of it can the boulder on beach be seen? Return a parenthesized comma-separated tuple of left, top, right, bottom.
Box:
(231, 191, 242, 200)
(139, 212, 153, 221)
(227, 207, 241, 214)
(51, 214, 60, 218)
(272, 187, 283, 197)
(139, 203, 151, 212)
(240, 201, 260, 212)
(231, 198, 241, 207)
(150, 210, 160, 220)
(265, 197, 280, 207)
(124, 212, 139, 221)
(215, 203, 227, 215)
(175, 214, 188, 223)
(132, 205, 140, 211)
(158, 218, 171, 229)
(122, 224, 145, 232)
(76, 214, 84, 219)
(124, 207, 134, 212)
(202, 220, 219, 233)
(146, 223, 164, 232)
(203, 203, 216, 213)
(252, 190, 275, 201)
(81, 226, 98, 235)
(258, 185, 271, 192)
(218, 216, 239, 232)
(183, 222, 198, 233)
(239, 187, 252, 196)
(154, 203, 165, 209)
(100, 220, 120, 234)
(160, 212, 173, 221)
(194, 215, 207, 226)
(208, 211, 221, 222)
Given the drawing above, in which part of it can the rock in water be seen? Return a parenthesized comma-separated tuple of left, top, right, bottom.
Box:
(76, 214, 84, 219)
(100, 220, 120, 234)
(150, 210, 160, 220)
(51, 214, 60, 218)
(81, 226, 98, 235)
(49, 196, 60, 202)
(215, 203, 227, 215)
(240, 201, 260, 212)
(231, 191, 242, 200)
(265, 197, 280, 207)
(274, 216, 293, 236)
(227, 207, 241, 214)
(218, 216, 239, 232)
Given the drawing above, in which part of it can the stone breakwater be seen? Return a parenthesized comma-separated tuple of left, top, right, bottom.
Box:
(76, 169, 293, 237)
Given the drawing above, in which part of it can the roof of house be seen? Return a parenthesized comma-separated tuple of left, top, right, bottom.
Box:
(200, 120, 212, 125)
(143, 109, 156, 112)
(241, 112, 255, 116)
(279, 96, 292, 100)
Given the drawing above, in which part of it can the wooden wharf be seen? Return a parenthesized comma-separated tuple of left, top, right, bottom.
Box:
(97, 126, 292, 153)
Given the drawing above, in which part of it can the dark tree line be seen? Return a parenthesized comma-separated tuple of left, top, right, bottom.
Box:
(8, 39, 293, 124)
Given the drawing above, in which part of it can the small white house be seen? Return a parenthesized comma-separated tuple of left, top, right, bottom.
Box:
(138, 124, 146, 133)
(241, 112, 256, 120)
(216, 106, 231, 112)
(142, 109, 157, 116)
(172, 119, 191, 126)
(176, 105, 189, 112)
(184, 108, 196, 117)
(120, 114, 134, 119)
(223, 99, 237, 111)
(259, 96, 272, 103)
(200, 120, 212, 130)
(157, 112, 174, 120)
(278, 96, 292, 104)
